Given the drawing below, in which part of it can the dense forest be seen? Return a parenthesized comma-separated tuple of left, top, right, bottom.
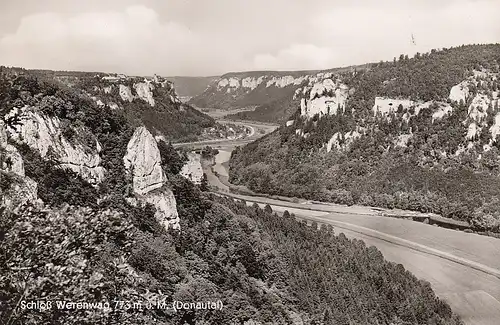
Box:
(0, 67, 217, 143)
(230, 44, 500, 233)
(1, 187, 463, 324)
(0, 68, 463, 324)
(77, 74, 218, 143)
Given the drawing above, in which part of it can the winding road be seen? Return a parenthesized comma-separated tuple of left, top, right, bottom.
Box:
(177, 117, 500, 325)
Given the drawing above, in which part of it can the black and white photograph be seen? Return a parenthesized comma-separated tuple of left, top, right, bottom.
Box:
(1, 0, 499, 324)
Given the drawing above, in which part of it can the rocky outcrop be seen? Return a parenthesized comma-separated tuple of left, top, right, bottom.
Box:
(300, 78, 349, 119)
(4, 106, 105, 184)
(431, 103, 453, 123)
(217, 77, 240, 90)
(468, 93, 490, 122)
(216, 75, 307, 92)
(119, 84, 134, 102)
(133, 82, 155, 106)
(490, 113, 500, 141)
(180, 152, 203, 184)
(266, 75, 306, 88)
(111, 78, 181, 107)
(294, 69, 500, 158)
(242, 76, 265, 89)
(123, 126, 165, 195)
(189, 71, 316, 114)
(466, 122, 479, 140)
(326, 128, 364, 152)
(449, 81, 469, 103)
(123, 126, 179, 230)
(0, 120, 38, 209)
(451, 70, 500, 144)
(372, 97, 415, 116)
(371, 98, 453, 124)
(108, 102, 120, 110)
(395, 134, 413, 148)
(0, 122, 25, 177)
(189, 68, 364, 123)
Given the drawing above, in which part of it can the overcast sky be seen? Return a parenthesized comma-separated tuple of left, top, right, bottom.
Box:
(0, 0, 499, 76)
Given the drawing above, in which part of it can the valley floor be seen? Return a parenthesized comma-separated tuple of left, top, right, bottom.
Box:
(206, 146, 500, 271)
(224, 195, 500, 325)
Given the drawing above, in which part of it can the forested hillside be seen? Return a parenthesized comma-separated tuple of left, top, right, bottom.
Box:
(0, 66, 463, 324)
(0, 192, 463, 324)
(39, 69, 217, 142)
(189, 66, 370, 123)
(230, 44, 500, 234)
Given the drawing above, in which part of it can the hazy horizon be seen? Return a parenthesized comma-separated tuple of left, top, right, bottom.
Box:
(1, 0, 499, 77)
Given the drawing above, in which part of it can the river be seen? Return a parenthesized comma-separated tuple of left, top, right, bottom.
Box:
(177, 118, 500, 325)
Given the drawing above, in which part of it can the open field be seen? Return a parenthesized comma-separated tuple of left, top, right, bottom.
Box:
(227, 192, 500, 274)
(195, 120, 500, 325)
(209, 147, 500, 272)
(239, 201, 500, 325)
(440, 291, 500, 325)
(343, 227, 500, 325)
(318, 211, 500, 271)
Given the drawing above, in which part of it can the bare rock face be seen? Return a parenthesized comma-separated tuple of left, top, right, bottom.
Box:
(180, 152, 203, 184)
(123, 126, 180, 230)
(123, 126, 165, 194)
(0, 120, 38, 209)
(449, 81, 469, 103)
(1, 177, 38, 210)
(119, 85, 134, 102)
(299, 78, 349, 119)
(0, 121, 25, 177)
(5, 106, 105, 184)
(133, 82, 155, 106)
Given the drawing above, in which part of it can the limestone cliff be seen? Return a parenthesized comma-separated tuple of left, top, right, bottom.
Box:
(180, 152, 203, 184)
(71, 73, 216, 142)
(289, 68, 500, 154)
(299, 78, 350, 119)
(123, 126, 179, 230)
(0, 120, 38, 209)
(86, 75, 181, 110)
(189, 67, 369, 123)
(4, 106, 105, 184)
(229, 44, 500, 232)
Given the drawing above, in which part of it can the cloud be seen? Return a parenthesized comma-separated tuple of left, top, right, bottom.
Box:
(253, 44, 335, 71)
(0, 1, 498, 75)
(309, 0, 500, 66)
(0, 6, 209, 75)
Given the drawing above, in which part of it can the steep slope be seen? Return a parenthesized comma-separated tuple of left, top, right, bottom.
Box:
(230, 44, 500, 233)
(0, 120, 38, 209)
(65, 73, 217, 143)
(21, 69, 251, 143)
(124, 126, 180, 229)
(0, 68, 181, 232)
(0, 68, 462, 325)
(189, 66, 369, 123)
